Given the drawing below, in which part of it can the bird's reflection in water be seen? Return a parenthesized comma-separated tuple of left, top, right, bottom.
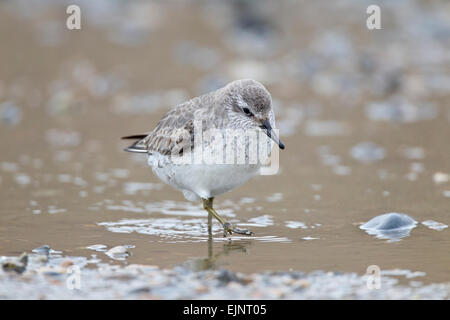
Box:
(181, 215, 253, 271)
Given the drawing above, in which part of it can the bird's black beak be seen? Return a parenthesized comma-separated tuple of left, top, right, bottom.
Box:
(260, 120, 285, 150)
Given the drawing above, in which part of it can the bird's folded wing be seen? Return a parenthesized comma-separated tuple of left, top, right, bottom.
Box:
(145, 118, 195, 156)
(122, 91, 225, 155)
(123, 102, 197, 155)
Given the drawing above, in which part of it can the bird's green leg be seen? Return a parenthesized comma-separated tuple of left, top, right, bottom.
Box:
(202, 198, 254, 237)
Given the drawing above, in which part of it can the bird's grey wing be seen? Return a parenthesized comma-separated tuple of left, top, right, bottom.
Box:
(144, 101, 198, 156)
(123, 90, 225, 155)
(145, 120, 194, 156)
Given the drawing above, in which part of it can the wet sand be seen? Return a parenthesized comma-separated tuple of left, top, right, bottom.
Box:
(0, 0, 449, 297)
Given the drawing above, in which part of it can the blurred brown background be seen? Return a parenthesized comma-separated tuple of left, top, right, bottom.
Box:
(0, 0, 449, 283)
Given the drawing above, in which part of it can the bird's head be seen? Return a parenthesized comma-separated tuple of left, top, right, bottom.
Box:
(226, 79, 285, 150)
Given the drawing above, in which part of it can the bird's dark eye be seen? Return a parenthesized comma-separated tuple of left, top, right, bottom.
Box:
(243, 107, 253, 116)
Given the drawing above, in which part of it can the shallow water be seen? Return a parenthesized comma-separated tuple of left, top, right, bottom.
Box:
(0, 0, 450, 287)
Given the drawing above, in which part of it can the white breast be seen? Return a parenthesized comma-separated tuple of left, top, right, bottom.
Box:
(148, 153, 260, 201)
(147, 128, 273, 201)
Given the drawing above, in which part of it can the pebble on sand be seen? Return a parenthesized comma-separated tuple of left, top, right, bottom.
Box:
(350, 142, 386, 164)
(360, 213, 417, 240)
(433, 172, 449, 184)
(421, 220, 448, 231)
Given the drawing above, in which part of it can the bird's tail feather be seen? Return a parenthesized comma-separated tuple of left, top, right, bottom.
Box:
(121, 134, 148, 140)
(124, 144, 147, 153)
(122, 134, 148, 153)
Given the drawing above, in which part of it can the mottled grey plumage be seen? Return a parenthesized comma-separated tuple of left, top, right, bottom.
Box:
(123, 79, 276, 156)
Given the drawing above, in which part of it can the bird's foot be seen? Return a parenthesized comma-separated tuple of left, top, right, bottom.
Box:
(223, 222, 254, 237)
